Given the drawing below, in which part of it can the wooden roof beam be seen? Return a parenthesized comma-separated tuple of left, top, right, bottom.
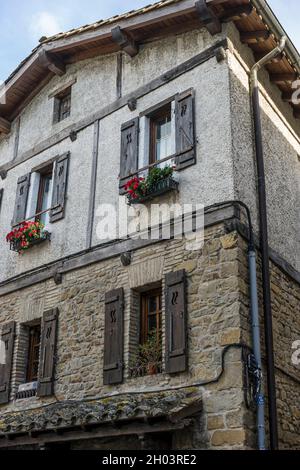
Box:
(270, 73, 298, 84)
(0, 117, 11, 135)
(240, 30, 271, 44)
(38, 50, 66, 76)
(195, 0, 222, 36)
(222, 4, 254, 22)
(111, 26, 139, 57)
(254, 51, 284, 64)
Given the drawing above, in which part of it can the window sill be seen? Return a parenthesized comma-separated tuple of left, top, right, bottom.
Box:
(15, 381, 38, 400)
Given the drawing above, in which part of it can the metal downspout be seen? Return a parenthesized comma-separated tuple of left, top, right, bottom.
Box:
(249, 36, 287, 450)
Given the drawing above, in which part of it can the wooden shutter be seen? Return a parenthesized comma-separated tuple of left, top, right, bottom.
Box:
(12, 173, 31, 225)
(50, 152, 70, 222)
(175, 89, 196, 170)
(103, 288, 124, 385)
(37, 309, 59, 397)
(165, 270, 187, 374)
(0, 321, 15, 404)
(119, 117, 139, 194)
(0, 188, 3, 213)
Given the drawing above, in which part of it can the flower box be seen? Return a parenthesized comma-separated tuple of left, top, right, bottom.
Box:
(124, 166, 179, 205)
(128, 176, 178, 205)
(6, 221, 51, 254)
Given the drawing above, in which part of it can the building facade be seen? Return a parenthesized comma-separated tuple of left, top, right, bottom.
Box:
(0, 0, 299, 450)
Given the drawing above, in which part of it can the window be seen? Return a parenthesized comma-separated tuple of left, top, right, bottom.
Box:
(140, 288, 162, 344)
(53, 87, 71, 123)
(25, 163, 54, 228)
(35, 164, 53, 225)
(149, 103, 172, 164)
(136, 99, 176, 174)
(26, 324, 41, 383)
(128, 286, 163, 377)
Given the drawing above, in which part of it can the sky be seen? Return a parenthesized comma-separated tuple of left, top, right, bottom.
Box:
(0, 0, 299, 81)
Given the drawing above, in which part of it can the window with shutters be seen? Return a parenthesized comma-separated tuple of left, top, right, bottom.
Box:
(10, 153, 69, 239)
(53, 87, 71, 124)
(137, 90, 196, 173)
(129, 286, 163, 377)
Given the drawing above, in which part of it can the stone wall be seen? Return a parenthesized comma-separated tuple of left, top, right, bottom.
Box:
(227, 23, 300, 272)
(0, 221, 299, 449)
(237, 235, 300, 449)
(0, 223, 248, 449)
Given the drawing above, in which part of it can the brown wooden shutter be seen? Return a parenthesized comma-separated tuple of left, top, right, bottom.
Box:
(12, 173, 31, 225)
(50, 152, 70, 222)
(0, 321, 15, 404)
(103, 288, 124, 385)
(175, 89, 196, 170)
(37, 309, 59, 397)
(119, 117, 139, 194)
(165, 270, 187, 374)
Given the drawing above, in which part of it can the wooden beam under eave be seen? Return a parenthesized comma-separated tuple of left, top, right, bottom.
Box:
(222, 4, 254, 22)
(195, 0, 221, 36)
(270, 73, 298, 84)
(240, 30, 271, 44)
(0, 117, 11, 135)
(111, 26, 139, 57)
(38, 50, 66, 76)
(254, 51, 284, 64)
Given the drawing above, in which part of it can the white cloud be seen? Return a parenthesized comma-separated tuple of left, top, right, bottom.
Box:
(29, 11, 63, 39)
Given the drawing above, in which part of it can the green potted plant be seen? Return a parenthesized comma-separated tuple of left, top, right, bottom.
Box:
(137, 329, 162, 376)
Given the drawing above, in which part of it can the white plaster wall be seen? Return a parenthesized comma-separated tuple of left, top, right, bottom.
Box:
(227, 25, 300, 271)
(92, 57, 234, 246)
(0, 125, 93, 282)
(122, 27, 222, 95)
(16, 54, 118, 157)
(0, 118, 19, 166)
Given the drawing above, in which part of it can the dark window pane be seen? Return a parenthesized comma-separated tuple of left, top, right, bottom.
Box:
(148, 295, 157, 313)
(27, 324, 41, 382)
(148, 313, 157, 333)
(60, 94, 71, 120)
